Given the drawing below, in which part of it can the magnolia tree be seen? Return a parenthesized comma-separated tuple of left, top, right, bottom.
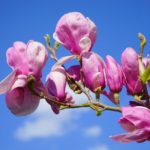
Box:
(0, 12, 150, 143)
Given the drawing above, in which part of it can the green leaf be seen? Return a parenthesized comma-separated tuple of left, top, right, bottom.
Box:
(140, 66, 150, 83)
(44, 34, 51, 46)
(54, 41, 60, 51)
(96, 111, 102, 116)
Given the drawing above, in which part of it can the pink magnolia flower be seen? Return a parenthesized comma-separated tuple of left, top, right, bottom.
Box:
(45, 66, 73, 114)
(121, 48, 143, 95)
(111, 106, 150, 143)
(0, 41, 48, 115)
(53, 12, 96, 55)
(105, 55, 123, 93)
(82, 52, 105, 92)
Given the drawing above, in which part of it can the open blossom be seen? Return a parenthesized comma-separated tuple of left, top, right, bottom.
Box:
(53, 12, 96, 55)
(82, 52, 105, 92)
(0, 41, 48, 115)
(105, 55, 123, 93)
(45, 66, 73, 114)
(121, 48, 143, 95)
(111, 106, 150, 143)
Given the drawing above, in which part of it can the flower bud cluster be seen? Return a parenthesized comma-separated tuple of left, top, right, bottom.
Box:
(0, 11, 149, 143)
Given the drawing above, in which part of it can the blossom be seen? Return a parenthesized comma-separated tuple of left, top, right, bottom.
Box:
(0, 41, 48, 115)
(45, 66, 73, 114)
(121, 48, 143, 95)
(105, 55, 123, 93)
(111, 106, 150, 143)
(81, 52, 105, 92)
(53, 12, 96, 55)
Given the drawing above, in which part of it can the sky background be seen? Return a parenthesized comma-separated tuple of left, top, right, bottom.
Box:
(0, 0, 150, 150)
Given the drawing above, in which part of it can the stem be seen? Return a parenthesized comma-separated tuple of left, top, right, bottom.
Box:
(74, 80, 93, 101)
(29, 86, 121, 113)
(60, 101, 121, 112)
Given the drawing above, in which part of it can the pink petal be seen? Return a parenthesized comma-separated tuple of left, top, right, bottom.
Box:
(79, 36, 91, 52)
(6, 41, 29, 74)
(121, 48, 143, 95)
(46, 67, 66, 99)
(27, 41, 48, 79)
(105, 55, 123, 92)
(52, 55, 76, 70)
(66, 65, 80, 81)
(119, 118, 136, 132)
(110, 129, 149, 143)
(122, 106, 150, 129)
(6, 86, 40, 116)
(11, 74, 27, 90)
(82, 52, 105, 92)
(0, 71, 17, 94)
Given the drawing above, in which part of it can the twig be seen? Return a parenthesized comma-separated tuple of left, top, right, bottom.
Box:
(60, 101, 121, 112)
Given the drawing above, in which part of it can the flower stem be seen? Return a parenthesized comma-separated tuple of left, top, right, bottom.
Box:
(60, 101, 121, 112)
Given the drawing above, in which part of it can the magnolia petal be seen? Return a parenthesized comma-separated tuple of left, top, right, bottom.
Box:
(46, 67, 66, 99)
(122, 106, 150, 129)
(66, 65, 80, 81)
(110, 129, 148, 143)
(27, 41, 48, 78)
(105, 55, 123, 92)
(50, 104, 60, 114)
(52, 55, 76, 70)
(102, 90, 116, 104)
(119, 118, 136, 132)
(11, 74, 27, 90)
(0, 71, 16, 94)
(65, 93, 73, 103)
(6, 42, 28, 74)
(6, 87, 40, 116)
(79, 36, 91, 52)
(53, 32, 63, 44)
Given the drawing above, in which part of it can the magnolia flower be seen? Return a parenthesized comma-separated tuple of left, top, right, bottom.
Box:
(111, 106, 150, 143)
(121, 48, 143, 95)
(45, 66, 73, 114)
(0, 41, 48, 115)
(82, 52, 105, 92)
(105, 55, 123, 93)
(53, 12, 96, 55)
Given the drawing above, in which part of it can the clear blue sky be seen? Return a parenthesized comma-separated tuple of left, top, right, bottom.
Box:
(0, 0, 150, 150)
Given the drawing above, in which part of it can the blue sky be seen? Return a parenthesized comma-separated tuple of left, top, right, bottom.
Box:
(0, 0, 150, 150)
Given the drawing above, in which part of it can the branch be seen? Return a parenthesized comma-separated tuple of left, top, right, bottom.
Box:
(60, 101, 121, 112)
(74, 80, 93, 101)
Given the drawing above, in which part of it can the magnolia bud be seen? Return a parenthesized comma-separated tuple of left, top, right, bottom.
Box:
(46, 67, 66, 99)
(121, 48, 143, 95)
(82, 52, 105, 92)
(105, 55, 123, 93)
(45, 67, 73, 114)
